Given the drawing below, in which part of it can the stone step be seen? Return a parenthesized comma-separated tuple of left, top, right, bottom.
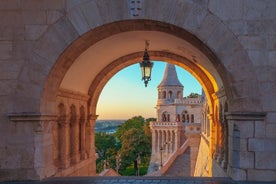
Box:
(164, 147, 191, 176)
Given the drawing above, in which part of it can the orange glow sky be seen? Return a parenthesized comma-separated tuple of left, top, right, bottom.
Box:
(96, 61, 202, 120)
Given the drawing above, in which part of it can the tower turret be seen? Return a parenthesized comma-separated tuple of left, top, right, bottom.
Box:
(157, 64, 183, 105)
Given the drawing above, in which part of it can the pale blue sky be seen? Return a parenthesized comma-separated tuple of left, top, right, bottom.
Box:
(96, 61, 202, 120)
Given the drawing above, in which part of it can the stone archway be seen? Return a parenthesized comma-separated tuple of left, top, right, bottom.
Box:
(37, 19, 248, 179)
(2, 0, 272, 182)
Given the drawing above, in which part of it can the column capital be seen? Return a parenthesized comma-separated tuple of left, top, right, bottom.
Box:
(88, 114, 99, 121)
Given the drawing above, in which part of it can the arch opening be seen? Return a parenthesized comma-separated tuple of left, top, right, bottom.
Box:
(41, 20, 229, 178)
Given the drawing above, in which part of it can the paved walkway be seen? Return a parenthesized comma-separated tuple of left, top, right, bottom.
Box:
(1, 177, 275, 184)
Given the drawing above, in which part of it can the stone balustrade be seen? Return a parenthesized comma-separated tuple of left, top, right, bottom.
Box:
(151, 121, 182, 127)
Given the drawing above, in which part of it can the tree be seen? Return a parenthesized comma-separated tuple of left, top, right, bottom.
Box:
(119, 128, 151, 175)
(116, 116, 152, 175)
(115, 116, 145, 141)
(95, 132, 119, 173)
(187, 92, 199, 98)
(95, 116, 153, 175)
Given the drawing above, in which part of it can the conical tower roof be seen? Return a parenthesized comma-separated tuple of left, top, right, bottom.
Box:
(158, 64, 183, 87)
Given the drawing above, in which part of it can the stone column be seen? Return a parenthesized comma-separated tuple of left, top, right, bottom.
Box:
(8, 114, 57, 179)
(87, 114, 98, 175)
(226, 112, 266, 181)
(60, 116, 70, 168)
(166, 130, 170, 154)
(152, 129, 156, 154)
(172, 131, 175, 152)
(207, 113, 214, 175)
(163, 131, 167, 156)
(80, 116, 86, 160)
(158, 130, 162, 155)
(71, 116, 80, 164)
(175, 129, 181, 149)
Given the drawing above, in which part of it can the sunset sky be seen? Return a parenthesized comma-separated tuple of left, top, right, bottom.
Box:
(96, 61, 202, 120)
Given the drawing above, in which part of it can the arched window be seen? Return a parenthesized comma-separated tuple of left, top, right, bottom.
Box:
(191, 114, 194, 123)
(162, 113, 167, 122)
(187, 114, 190, 123)
(167, 114, 170, 122)
(168, 91, 172, 98)
(176, 114, 180, 122)
(162, 91, 166, 99)
(177, 91, 181, 99)
(182, 114, 185, 122)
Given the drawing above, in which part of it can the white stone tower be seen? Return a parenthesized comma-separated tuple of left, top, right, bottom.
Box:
(157, 64, 184, 122)
(148, 63, 202, 176)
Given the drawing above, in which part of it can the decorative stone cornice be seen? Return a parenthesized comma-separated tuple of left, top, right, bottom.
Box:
(8, 113, 57, 122)
(58, 88, 90, 101)
(225, 112, 266, 121)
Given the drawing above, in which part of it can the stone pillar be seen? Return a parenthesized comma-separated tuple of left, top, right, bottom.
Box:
(80, 117, 86, 160)
(172, 131, 175, 152)
(175, 129, 180, 149)
(158, 130, 162, 155)
(167, 130, 170, 154)
(60, 116, 70, 168)
(79, 106, 86, 160)
(71, 116, 80, 164)
(8, 114, 57, 180)
(152, 129, 156, 154)
(162, 131, 166, 156)
(226, 112, 267, 181)
(86, 114, 98, 175)
(207, 113, 214, 175)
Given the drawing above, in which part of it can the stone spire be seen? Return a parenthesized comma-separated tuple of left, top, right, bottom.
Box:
(158, 64, 183, 87)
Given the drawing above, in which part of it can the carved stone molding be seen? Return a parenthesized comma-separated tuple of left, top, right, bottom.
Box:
(225, 112, 266, 121)
(8, 113, 57, 122)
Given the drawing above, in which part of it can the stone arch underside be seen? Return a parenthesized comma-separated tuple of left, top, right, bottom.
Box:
(31, 1, 261, 116)
(39, 19, 260, 116)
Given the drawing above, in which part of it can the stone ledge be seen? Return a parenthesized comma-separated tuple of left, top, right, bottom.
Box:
(225, 112, 266, 121)
(8, 113, 57, 122)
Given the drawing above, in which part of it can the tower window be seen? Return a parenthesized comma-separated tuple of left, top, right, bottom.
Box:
(168, 91, 172, 98)
(162, 91, 166, 99)
(177, 91, 181, 99)
(182, 114, 185, 122)
(176, 114, 180, 122)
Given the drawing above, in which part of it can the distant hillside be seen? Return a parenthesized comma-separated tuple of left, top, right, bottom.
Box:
(95, 120, 125, 133)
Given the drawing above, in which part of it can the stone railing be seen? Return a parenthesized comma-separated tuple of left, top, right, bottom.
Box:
(174, 97, 202, 105)
(151, 121, 182, 127)
(161, 139, 190, 174)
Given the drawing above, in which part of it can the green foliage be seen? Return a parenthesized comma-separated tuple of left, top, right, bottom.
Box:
(121, 164, 149, 176)
(187, 92, 199, 98)
(95, 132, 119, 173)
(118, 116, 152, 174)
(95, 116, 153, 175)
(95, 132, 118, 159)
(115, 116, 145, 141)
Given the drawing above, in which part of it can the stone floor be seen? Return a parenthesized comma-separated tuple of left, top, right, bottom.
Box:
(1, 177, 275, 184)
